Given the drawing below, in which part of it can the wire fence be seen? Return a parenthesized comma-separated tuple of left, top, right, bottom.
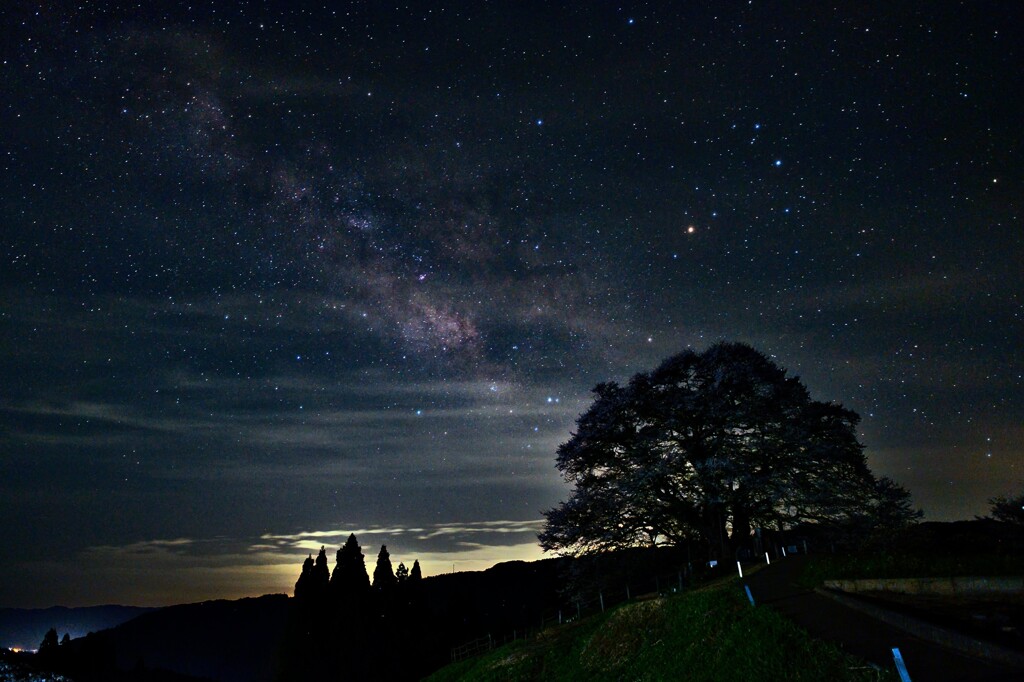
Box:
(448, 541, 817, 663)
(450, 634, 495, 663)
(449, 566, 698, 663)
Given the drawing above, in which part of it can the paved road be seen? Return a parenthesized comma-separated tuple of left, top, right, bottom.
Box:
(744, 557, 1023, 682)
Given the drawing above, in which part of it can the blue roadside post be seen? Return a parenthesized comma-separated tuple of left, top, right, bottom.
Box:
(744, 584, 755, 606)
(892, 647, 912, 682)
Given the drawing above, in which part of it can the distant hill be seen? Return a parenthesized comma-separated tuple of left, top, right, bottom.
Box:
(15, 524, 1022, 680)
(17, 548, 695, 681)
(40, 559, 581, 681)
(70, 594, 290, 682)
(0, 604, 155, 650)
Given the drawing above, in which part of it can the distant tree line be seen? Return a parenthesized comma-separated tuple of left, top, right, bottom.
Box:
(293, 533, 422, 600)
(37, 627, 71, 657)
(278, 534, 427, 681)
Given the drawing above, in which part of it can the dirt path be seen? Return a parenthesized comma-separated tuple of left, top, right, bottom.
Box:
(745, 557, 1023, 682)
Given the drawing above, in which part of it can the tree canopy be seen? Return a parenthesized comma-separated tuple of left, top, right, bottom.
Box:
(540, 342, 918, 557)
(989, 491, 1024, 525)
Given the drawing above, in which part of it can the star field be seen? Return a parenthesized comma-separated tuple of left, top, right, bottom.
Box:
(0, 1, 1021, 607)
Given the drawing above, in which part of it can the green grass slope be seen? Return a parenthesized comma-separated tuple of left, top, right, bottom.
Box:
(426, 577, 893, 682)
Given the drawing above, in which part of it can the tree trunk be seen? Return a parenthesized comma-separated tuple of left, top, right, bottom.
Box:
(703, 508, 729, 559)
(730, 508, 751, 555)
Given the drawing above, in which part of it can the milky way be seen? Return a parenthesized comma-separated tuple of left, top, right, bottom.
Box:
(1, 1, 1021, 607)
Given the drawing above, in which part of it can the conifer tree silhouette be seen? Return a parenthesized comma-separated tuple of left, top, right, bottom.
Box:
(38, 627, 59, 659)
(372, 545, 397, 589)
(409, 559, 422, 582)
(283, 549, 332, 681)
(331, 533, 370, 596)
(395, 562, 409, 583)
(293, 553, 315, 598)
(312, 546, 330, 596)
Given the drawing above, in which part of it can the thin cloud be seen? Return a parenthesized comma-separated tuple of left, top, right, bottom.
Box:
(260, 520, 542, 547)
(416, 520, 546, 539)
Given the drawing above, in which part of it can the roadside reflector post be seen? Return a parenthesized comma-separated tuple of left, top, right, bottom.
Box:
(744, 584, 755, 606)
(892, 647, 912, 682)
(737, 561, 743, 577)
(765, 552, 771, 565)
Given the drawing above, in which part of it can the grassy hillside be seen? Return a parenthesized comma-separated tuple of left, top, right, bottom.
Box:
(426, 576, 893, 682)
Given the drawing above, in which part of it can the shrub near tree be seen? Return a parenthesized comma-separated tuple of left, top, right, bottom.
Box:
(540, 342, 920, 559)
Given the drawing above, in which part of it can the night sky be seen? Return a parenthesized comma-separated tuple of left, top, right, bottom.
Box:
(1, 1, 1021, 608)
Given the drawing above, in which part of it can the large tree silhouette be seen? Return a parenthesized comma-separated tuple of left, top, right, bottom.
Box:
(540, 342, 918, 557)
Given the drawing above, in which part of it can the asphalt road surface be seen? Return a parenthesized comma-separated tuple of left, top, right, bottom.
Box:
(744, 557, 1023, 682)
